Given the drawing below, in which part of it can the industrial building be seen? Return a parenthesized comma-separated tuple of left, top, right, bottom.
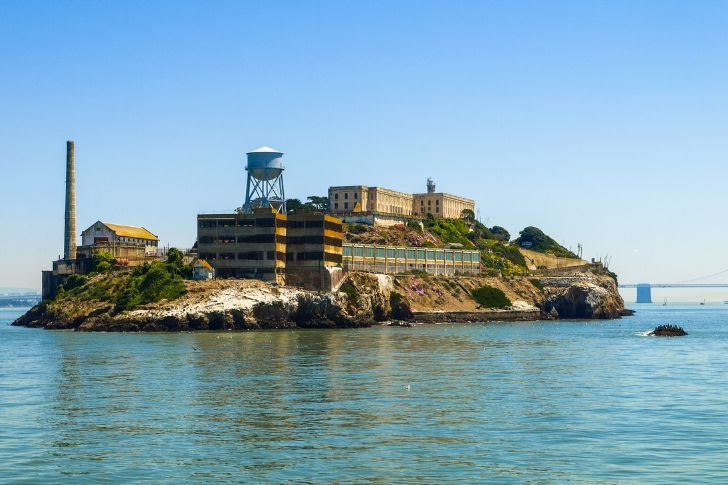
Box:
(328, 178, 475, 226)
(197, 208, 288, 282)
(196, 209, 343, 288)
(81, 221, 159, 255)
(76, 222, 159, 268)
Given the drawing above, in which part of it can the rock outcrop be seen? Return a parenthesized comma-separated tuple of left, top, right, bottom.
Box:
(537, 271, 624, 319)
(648, 324, 688, 337)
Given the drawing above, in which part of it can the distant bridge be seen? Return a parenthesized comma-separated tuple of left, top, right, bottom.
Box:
(0, 293, 41, 307)
(619, 283, 728, 303)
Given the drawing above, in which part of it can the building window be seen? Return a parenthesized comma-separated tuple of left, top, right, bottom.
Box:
(436, 207, 439, 213)
(344, 202, 349, 209)
(354, 193, 358, 199)
(334, 203, 339, 209)
(436, 200, 439, 205)
(334, 193, 339, 200)
(345, 193, 349, 200)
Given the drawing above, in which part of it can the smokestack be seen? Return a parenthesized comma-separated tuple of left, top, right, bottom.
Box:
(64, 140, 76, 260)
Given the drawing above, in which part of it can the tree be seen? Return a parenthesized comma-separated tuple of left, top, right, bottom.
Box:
(286, 198, 304, 212)
(167, 247, 184, 266)
(92, 251, 115, 273)
(460, 208, 475, 223)
(306, 196, 330, 211)
(514, 226, 577, 258)
(490, 226, 510, 242)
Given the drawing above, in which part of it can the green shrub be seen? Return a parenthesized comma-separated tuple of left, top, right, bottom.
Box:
(529, 279, 544, 291)
(92, 251, 115, 273)
(424, 217, 474, 248)
(346, 224, 369, 235)
(406, 219, 422, 231)
(471, 286, 511, 308)
(514, 226, 577, 258)
(339, 281, 358, 303)
(63, 274, 88, 291)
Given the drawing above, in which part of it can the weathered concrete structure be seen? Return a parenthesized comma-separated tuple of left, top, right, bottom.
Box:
(64, 141, 76, 260)
(196, 209, 344, 289)
(81, 221, 159, 256)
(285, 214, 344, 289)
(197, 208, 287, 283)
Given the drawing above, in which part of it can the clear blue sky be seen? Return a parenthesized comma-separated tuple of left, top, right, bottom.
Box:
(2, 1, 727, 297)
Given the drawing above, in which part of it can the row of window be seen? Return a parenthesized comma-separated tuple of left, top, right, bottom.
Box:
(198, 251, 339, 263)
(199, 234, 340, 246)
(200, 217, 341, 231)
(286, 235, 343, 247)
(118, 237, 158, 246)
(199, 235, 283, 244)
(198, 217, 280, 229)
(343, 245, 480, 263)
(199, 251, 285, 261)
(333, 192, 358, 201)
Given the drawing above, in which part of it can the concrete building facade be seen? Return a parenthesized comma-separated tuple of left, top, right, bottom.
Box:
(329, 180, 474, 224)
(197, 208, 287, 283)
(196, 209, 344, 289)
(412, 192, 475, 219)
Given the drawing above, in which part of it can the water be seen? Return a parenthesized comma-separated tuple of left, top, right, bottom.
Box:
(2, 305, 728, 483)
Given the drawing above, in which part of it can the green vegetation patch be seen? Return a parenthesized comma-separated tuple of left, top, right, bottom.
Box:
(424, 217, 474, 248)
(58, 248, 191, 313)
(339, 281, 359, 303)
(471, 286, 512, 308)
(529, 278, 544, 291)
(514, 226, 577, 258)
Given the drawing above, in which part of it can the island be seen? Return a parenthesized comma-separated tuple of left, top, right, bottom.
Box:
(14, 223, 628, 332)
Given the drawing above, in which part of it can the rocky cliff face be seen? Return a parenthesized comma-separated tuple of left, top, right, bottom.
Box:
(13, 273, 395, 332)
(537, 271, 625, 319)
(14, 270, 627, 332)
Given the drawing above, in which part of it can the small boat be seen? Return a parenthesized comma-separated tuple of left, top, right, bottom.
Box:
(700, 299, 706, 305)
(662, 297, 667, 306)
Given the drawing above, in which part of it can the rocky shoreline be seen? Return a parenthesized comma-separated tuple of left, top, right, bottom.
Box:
(13, 269, 628, 332)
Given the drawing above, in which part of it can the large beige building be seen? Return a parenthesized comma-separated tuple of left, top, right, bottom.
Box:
(329, 179, 474, 222)
(329, 186, 414, 216)
(412, 192, 475, 219)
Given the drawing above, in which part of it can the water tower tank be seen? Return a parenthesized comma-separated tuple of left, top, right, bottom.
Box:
(246, 146, 284, 181)
(242, 146, 286, 213)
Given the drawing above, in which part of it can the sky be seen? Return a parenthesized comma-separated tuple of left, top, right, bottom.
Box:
(1, 1, 727, 299)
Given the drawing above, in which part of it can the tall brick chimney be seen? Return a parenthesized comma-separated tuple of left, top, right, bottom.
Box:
(64, 140, 76, 260)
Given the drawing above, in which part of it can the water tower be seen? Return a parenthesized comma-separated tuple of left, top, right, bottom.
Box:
(243, 146, 286, 213)
(426, 177, 436, 193)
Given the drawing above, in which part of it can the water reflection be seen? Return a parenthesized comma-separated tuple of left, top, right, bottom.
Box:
(3, 309, 728, 482)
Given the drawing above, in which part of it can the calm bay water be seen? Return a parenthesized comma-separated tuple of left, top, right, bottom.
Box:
(2, 305, 728, 483)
